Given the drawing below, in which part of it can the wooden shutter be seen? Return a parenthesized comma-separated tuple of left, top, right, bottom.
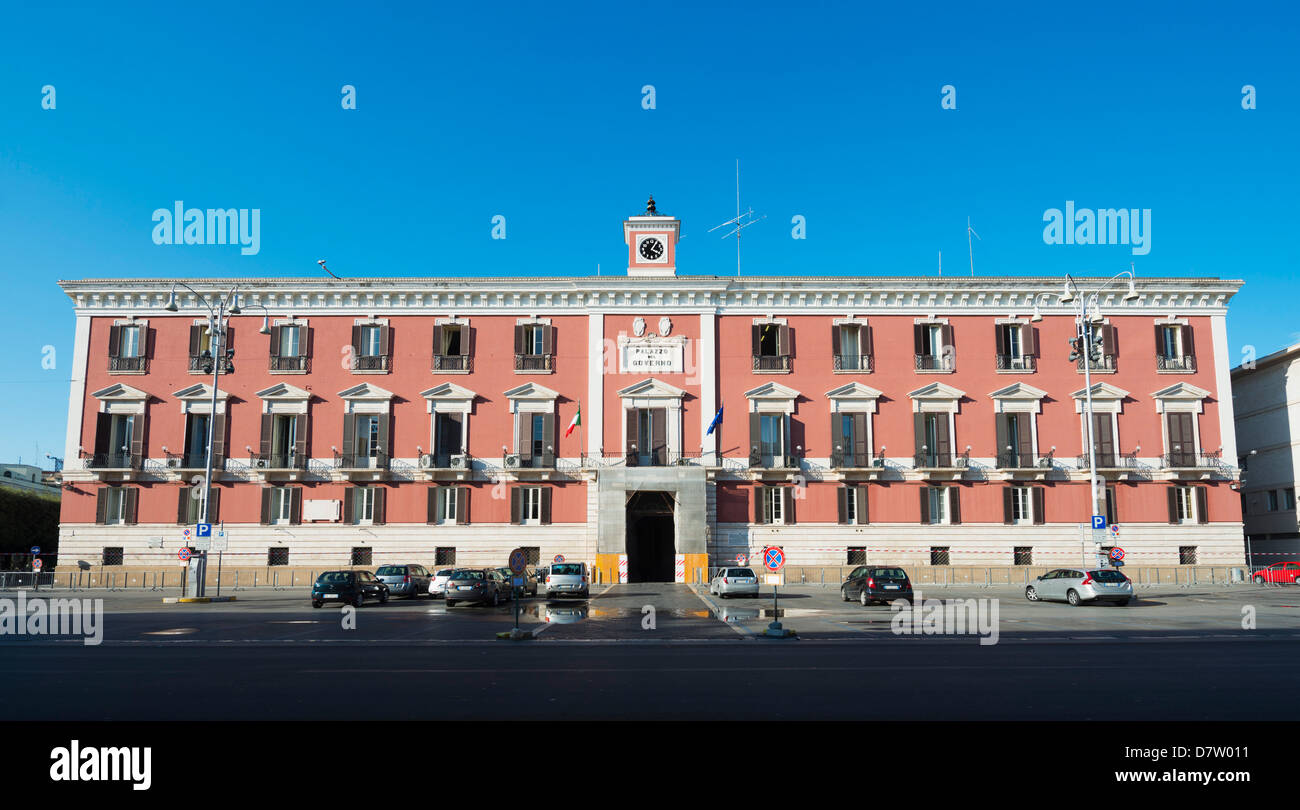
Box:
(651, 408, 667, 465)
(541, 413, 556, 466)
(625, 408, 639, 461)
(749, 412, 761, 459)
(377, 414, 390, 465)
(351, 325, 362, 358)
(751, 324, 762, 356)
(862, 325, 874, 360)
(1154, 324, 1166, 356)
(107, 325, 122, 358)
(372, 487, 386, 526)
(94, 412, 111, 456)
(379, 325, 390, 356)
(458, 326, 471, 357)
(188, 325, 203, 357)
(1023, 326, 1038, 356)
(1167, 487, 1179, 524)
(1003, 487, 1014, 524)
(211, 412, 226, 467)
(432, 324, 444, 358)
(853, 413, 869, 461)
(754, 486, 766, 524)
(268, 326, 281, 358)
(457, 486, 470, 525)
(912, 324, 925, 356)
(837, 487, 848, 524)
(939, 325, 954, 359)
(510, 487, 521, 524)
(935, 415, 952, 463)
(301, 326, 312, 359)
(776, 325, 790, 357)
(855, 485, 869, 525)
(1032, 487, 1045, 525)
(96, 488, 109, 524)
(919, 487, 930, 524)
(1196, 487, 1208, 524)
(289, 487, 302, 524)
(781, 487, 794, 525)
(261, 488, 272, 525)
(541, 325, 555, 356)
(342, 415, 357, 460)
(994, 324, 1008, 356)
(128, 415, 145, 469)
(995, 414, 1009, 461)
(913, 412, 926, 456)
(258, 414, 273, 460)
(343, 488, 354, 524)
(949, 486, 962, 524)
(831, 324, 841, 359)
(178, 487, 191, 524)
(1100, 324, 1117, 355)
(293, 413, 308, 466)
(1183, 325, 1195, 360)
(123, 488, 138, 525)
(427, 487, 438, 525)
(208, 488, 221, 524)
(540, 487, 552, 525)
(1017, 413, 1033, 459)
(1093, 414, 1114, 462)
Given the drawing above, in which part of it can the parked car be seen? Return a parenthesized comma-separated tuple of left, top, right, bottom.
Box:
(1251, 561, 1300, 584)
(1025, 568, 1133, 606)
(841, 566, 913, 606)
(311, 570, 390, 608)
(545, 562, 589, 599)
(445, 568, 510, 607)
(428, 567, 455, 597)
(496, 566, 538, 598)
(709, 567, 759, 598)
(533, 566, 549, 591)
(375, 564, 432, 598)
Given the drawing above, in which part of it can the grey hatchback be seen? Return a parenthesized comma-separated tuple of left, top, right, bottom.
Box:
(1025, 568, 1133, 606)
(375, 564, 433, 598)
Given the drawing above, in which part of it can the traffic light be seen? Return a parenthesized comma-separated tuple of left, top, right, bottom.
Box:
(1067, 336, 1083, 362)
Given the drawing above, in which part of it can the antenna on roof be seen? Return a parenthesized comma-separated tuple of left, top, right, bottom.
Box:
(708, 159, 766, 276)
(938, 250, 942, 277)
(966, 218, 981, 276)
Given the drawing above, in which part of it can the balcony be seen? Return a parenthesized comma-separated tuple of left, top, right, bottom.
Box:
(753, 354, 792, 372)
(832, 354, 872, 372)
(915, 354, 953, 372)
(188, 355, 233, 374)
(996, 452, 1042, 470)
(515, 353, 553, 372)
(252, 452, 306, 470)
(995, 354, 1035, 372)
(1076, 354, 1116, 373)
(913, 451, 968, 470)
(1075, 452, 1138, 471)
(831, 449, 884, 469)
(1161, 449, 1220, 469)
(580, 451, 722, 469)
(108, 356, 148, 373)
(334, 452, 390, 471)
(432, 354, 472, 373)
(503, 451, 555, 473)
(748, 449, 796, 470)
(352, 354, 390, 372)
(83, 452, 138, 470)
(1156, 354, 1197, 373)
(165, 452, 210, 470)
(270, 355, 310, 373)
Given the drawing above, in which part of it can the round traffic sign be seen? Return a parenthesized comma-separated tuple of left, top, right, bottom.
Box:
(762, 546, 785, 572)
(1110, 547, 1125, 561)
(178, 548, 192, 562)
(735, 554, 748, 565)
(31, 558, 42, 571)
(1110, 524, 1120, 535)
(553, 554, 565, 564)
(30, 546, 40, 555)
(508, 548, 527, 575)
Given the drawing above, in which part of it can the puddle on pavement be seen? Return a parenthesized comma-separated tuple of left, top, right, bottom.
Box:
(142, 628, 198, 635)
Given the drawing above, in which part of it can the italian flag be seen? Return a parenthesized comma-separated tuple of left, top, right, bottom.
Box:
(564, 405, 581, 437)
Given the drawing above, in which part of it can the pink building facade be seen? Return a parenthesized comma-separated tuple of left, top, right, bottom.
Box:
(56, 203, 1246, 579)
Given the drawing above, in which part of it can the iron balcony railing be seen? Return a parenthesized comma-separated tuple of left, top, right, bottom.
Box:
(580, 451, 722, 468)
(830, 449, 884, 468)
(995, 354, 1035, 372)
(334, 451, 390, 470)
(515, 353, 553, 372)
(108, 355, 147, 373)
(252, 453, 307, 470)
(432, 354, 471, 372)
(913, 451, 968, 469)
(503, 452, 555, 469)
(270, 355, 310, 372)
(915, 354, 953, 371)
(753, 354, 792, 372)
(1156, 354, 1197, 372)
(188, 355, 233, 373)
(1162, 449, 1220, 468)
(833, 354, 872, 372)
(995, 452, 1040, 469)
(83, 452, 138, 470)
(1076, 354, 1116, 372)
(748, 449, 796, 468)
(422, 452, 473, 469)
(1075, 452, 1138, 469)
(352, 354, 389, 371)
(165, 452, 210, 469)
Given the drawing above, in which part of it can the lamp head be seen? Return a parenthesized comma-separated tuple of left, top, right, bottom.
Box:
(1059, 283, 1075, 305)
(259, 315, 271, 335)
(1122, 278, 1139, 302)
(164, 287, 179, 312)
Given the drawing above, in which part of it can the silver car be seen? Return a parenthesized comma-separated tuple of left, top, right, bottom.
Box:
(1025, 568, 1133, 606)
(427, 567, 454, 597)
(375, 564, 432, 598)
(709, 567, 759, 598)
(545, 562, 589, 599)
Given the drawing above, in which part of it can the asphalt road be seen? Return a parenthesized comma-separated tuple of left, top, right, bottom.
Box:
(3, 582, 1298, 720)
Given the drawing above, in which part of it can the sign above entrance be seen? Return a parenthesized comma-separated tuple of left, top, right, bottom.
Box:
(618, 336, 685, 374)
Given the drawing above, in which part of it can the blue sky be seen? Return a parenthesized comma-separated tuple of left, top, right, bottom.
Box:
(1, 1, 1296, 466)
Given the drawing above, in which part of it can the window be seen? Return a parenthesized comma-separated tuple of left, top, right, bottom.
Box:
(268, 547, 289, 566)
(119, 325, 143, 358)
(834, 323, 871, 371)
(351, 547, 372, 566)
(1164, 412, 1197, 467)
(433, 324, 469, 371)
(94, 413, 137, 468)
(927, 486, 946, 524)
(104, 487, 126, 525)
(1168, 485, 1207, 525)
(432, 486, 458, 525)
(1176, 486, 1194, 522)
(1158, 325, 1181, 359)
(270, 487, 293, 524)
(997, 412, 1033, 468)
(752, 322, 791, 371)
(1013, 547, 1033, 566)
(1267, 490, 1280, 512)
(839, 485, 868, 525)
(270, 323, 309, 372)
(103, 547, 124, 566)
(279, 326, 300, 357)
(359, 325, 381, 357)
(1155, 323, 1196, 371)
(914, 323, 953, 371)
(764, 486, 785, 525)
(930, 547, 951, 566)
(1179, 546, 1198, 565)
(1286, 488, 1297, 511)
(514, 323, 553, 371)
(521, 547, 541, 565)
(531, 413, 547, 460)
(1104, 486, 1118, 526)
(357, 415, 381, 458)
(995, 324, 1035, 371)
(759, 414, 784, 459)
(526, 324, 545, 355)
(267, 414, 299, 467)
(521, 487, 542, 523)
(183, 413, 211, 467)
(847, 547, 866, 565)
(352, 487, 376, 524)
(435, 547, 457, 566)
(1011, 487, 1032, 524)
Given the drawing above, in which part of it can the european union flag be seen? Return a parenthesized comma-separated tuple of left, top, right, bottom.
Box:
(706, 404, 723, 436)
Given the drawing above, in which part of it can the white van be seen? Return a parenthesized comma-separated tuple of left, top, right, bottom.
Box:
(545, 562, 589, 599)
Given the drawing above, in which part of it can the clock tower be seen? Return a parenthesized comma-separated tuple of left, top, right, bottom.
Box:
(624, 195, 680, 277)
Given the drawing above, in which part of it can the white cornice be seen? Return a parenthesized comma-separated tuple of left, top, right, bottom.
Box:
(57, 277, 1244, 317)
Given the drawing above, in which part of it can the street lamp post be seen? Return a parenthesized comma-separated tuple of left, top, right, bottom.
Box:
(165, 283, 269, 597)
(1033, 271, 1138, 566)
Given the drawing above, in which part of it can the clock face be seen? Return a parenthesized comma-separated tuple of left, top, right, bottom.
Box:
(638, 237, 665, 261)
